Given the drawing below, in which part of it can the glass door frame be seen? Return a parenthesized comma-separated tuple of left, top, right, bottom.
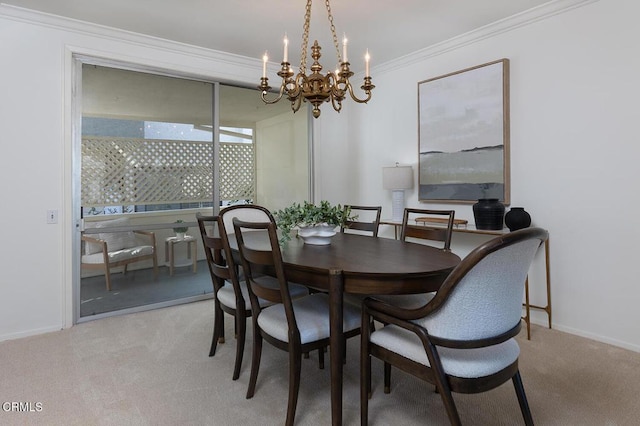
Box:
(71, 55, 221, 324)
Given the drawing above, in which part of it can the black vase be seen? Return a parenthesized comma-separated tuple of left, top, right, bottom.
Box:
(504, 207, 531, 231)
(473, 198, 505, 230)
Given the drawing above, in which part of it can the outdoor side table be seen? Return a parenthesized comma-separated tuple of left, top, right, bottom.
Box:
(164, 235, 197, 275)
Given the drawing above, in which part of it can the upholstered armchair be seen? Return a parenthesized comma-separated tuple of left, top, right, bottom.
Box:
(81, 217, 158, 291)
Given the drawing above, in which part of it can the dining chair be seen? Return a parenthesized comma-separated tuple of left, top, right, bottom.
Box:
(376, 207, 486, 392)
(198, 207, 308, 380)
(341, 205, 382, 237)
(372, 207, 457, 325)
(197, 212, 255, 381)
(232, 214, 361, 426)
(373, 208, 457, 324)
(401, 207, 456, 250)
(361, 227, 548, 426)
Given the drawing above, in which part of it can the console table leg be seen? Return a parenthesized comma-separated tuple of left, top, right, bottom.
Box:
(524, 277, 531, 340)
(545, 238, 552, 328)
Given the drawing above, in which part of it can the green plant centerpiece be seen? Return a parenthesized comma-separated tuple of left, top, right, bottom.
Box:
(173, 219, 189, 236)
(274, 200, 354, 245)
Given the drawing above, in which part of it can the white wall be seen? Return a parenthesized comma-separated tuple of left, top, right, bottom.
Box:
(315, 0, 640, 351)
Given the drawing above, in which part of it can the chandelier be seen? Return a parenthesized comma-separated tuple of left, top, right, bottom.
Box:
(258, 0, 375, 118)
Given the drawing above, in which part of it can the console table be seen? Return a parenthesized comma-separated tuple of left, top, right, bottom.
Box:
(381, 219, 551, 340)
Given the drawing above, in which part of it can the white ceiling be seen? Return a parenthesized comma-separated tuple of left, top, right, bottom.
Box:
(3, 0, 551, 124)
(3, 0, 551, 72)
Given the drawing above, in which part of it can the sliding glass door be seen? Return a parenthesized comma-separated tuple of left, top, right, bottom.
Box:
(74, 60, 309, 321)
(78, 64, 216, 319)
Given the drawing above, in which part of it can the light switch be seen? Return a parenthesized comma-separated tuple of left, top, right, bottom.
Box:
(47, 210, 58, 224)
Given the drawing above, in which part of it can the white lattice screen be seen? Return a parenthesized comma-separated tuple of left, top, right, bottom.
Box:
(82, 137, 254, 207)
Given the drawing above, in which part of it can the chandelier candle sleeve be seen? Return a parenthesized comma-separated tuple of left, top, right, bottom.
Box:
(343, 34, 348, 62)
(365, 50, 370, 77)
(262, 52, 268, 78)
(283, 34, 288, 63)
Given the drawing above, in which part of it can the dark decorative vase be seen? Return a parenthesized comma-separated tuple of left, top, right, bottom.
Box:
(473, 198, 505, 230)
(504, 207, 531, 231)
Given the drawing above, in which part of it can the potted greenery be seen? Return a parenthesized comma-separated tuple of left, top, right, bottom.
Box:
(273, 200, 355, 245)
(173, 219, 189, 240)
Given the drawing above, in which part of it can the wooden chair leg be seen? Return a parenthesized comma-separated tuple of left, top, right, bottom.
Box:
(233, 314, 246, 381)
(438, 384, 462, 426)
(286, 349, 302, 426)
(209, 301, 224, 357)
(104, 266, 112, 291)
(512, 371, 534, 426)
(152, 253, 159, 280)
(246, 331, 263, 399)
(360, 324, 371, 426)
(318, 347, 325, 370)
(384, 362, 391, 393)
(429, 348, 462, 426)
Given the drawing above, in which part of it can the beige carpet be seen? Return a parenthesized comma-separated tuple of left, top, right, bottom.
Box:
(1, 300, 638, 425)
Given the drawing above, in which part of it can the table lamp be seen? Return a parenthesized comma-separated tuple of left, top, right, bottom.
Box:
(382, 163, 414, 222)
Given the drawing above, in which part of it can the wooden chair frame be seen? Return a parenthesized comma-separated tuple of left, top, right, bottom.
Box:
(196, 212, 248, 380)
(361, 227, 548, 426)
(341, 205, 382, 237)
(81, 230, 158, 291)
(401, 208, 456, 251)
(233, 214, 360, 426)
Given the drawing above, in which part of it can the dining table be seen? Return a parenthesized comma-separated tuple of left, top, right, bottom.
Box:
(237, 231, 461, 425)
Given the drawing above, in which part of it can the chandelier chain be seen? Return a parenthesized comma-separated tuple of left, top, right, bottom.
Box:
(325, 0, 342, 63)
(300, 0, 313, 73)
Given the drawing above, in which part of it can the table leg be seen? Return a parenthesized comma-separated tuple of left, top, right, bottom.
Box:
(545, 238, 552, 328)
(521, 236, 553, 338)
(524, 277, 531, 340)
(328, 269, 344, 426)
(169, 241, 175, 276)
(192, 242, 197, 273)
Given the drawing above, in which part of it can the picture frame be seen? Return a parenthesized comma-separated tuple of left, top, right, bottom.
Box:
(418, 58, 510, 204)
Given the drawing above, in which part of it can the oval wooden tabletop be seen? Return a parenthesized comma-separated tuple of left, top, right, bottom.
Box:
(241, 232, 461, 295)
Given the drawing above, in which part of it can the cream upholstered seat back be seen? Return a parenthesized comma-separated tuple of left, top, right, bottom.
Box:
(220, 205, 272, 237)
(417, 237, 542, 341)
(83, 217, 139, 255)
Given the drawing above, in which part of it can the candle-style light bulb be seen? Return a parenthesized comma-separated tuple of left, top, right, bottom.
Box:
(262, 51, 268, 78)
(342, 34, 348, 63)
(365, 49, 370, 78)
(283, 34, 289, 63)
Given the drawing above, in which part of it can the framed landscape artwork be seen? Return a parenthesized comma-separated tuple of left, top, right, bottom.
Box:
(418, 58, 510, 204)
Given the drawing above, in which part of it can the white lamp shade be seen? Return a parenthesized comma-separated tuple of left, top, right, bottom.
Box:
(382, 165, 413, 190)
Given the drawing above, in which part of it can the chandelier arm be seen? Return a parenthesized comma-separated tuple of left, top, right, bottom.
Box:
(328, 72, 345, 101)
(330, 95, 343, 113)
(291, 91, 304, 113)
(287, 73, 306, 99)
(261, 83, 287, 105)
(346, 81, 373, 104)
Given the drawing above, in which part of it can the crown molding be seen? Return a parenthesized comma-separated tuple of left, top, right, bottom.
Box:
(374, 0, 600, 75)
(1, 1, 600, 80)
(0, 4, 258, 71)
